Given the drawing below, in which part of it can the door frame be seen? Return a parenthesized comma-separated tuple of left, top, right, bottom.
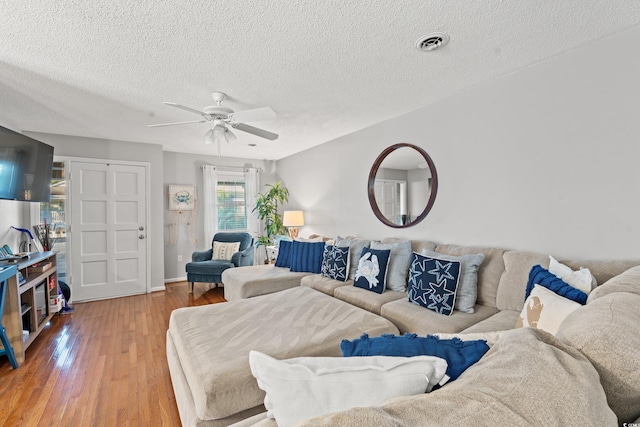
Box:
(64, 156, 152, 297)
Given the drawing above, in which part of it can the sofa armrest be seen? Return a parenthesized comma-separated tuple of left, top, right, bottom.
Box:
(232, 245, 255, 267)
(192, 249, 213, 262)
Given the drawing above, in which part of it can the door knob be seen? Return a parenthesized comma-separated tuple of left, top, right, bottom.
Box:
(139, 235, 145, 239)
(139, 226, 145, 231)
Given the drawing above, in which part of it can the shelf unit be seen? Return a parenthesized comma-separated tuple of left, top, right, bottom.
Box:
(1, 252, 60, 365)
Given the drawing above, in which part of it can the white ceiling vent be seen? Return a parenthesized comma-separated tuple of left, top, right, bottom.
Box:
(415, 33, 450, 51)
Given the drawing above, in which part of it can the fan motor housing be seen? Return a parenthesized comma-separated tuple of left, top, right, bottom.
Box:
(203, 106, 233, 118)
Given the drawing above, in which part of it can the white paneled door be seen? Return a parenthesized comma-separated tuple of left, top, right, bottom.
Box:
(70, 161, 148, 301)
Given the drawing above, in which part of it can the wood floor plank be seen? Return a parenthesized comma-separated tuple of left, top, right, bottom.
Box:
(0, 281, 226, 426)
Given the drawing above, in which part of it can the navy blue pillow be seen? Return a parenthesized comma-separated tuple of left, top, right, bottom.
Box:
(289, 241, 325, 273)
(274, 240, 293, 268)
(353, 247, 391, 294)
(525, 265, 588, 305)
(408, 252, 461, 316)
(320, 245, 350, 282)
(341, 333, 490, 382)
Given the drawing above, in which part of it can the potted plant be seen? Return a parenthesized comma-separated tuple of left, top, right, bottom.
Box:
(253, 181, 289, 263)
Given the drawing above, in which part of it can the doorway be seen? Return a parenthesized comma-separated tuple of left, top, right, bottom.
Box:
(68, 159, 150, 301)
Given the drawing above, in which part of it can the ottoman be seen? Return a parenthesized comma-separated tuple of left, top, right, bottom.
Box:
(167, 286, 399, 426)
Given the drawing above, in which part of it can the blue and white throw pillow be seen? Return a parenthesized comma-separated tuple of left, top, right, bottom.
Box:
(353, 248, 391, 294)
(408, 252, 461, 316)
(321, 245, 350, 282)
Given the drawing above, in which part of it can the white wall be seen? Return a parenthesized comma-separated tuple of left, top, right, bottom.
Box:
(0, 200, 30, 252)
(276, 26, 640, 260)
(162, 151, 278, 281)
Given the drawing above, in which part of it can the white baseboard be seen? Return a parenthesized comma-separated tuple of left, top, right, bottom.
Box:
(165, 276, 187, 283)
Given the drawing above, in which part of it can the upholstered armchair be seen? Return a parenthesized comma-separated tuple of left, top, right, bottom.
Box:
(185, 232, 254, 293)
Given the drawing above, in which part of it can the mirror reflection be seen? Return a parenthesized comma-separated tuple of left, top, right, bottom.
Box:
(368, 144, 438, 228)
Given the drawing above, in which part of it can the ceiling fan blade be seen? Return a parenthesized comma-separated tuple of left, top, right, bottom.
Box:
(148, 119, 206, 128)
(163, 102, 208, 117)
(230, 107, 276, 123)
(232, 123, 279, 140)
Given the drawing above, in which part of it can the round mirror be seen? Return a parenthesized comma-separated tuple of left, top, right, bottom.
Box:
(368, 143, 438, 228)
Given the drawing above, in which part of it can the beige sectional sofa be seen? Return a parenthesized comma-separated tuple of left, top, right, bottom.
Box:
(168, 237, 640, 426)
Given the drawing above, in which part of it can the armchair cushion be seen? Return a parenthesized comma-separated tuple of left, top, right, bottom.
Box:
(213, 241, 241, 261)
(187, 260, 235, 276)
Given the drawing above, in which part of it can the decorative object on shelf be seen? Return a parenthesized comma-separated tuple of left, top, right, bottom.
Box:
(32, 220, 53, 251)
(168, 185, 198, 246)
(253, 181, 289, 262)
(283, 210, 304, 240)
(368, 143, 438, 228)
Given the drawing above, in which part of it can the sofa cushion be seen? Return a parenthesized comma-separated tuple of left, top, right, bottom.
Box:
(250, 351, 447, 427)
(435, 244, 506, 309)
(407, 252, 461, 316)
(335, 236, 371, 280)
(301, 274, 352, 296)
(340, 333, 489, 382)
(548, 255, 596, 294)
(333, 286, 405, 315)
(354, 248, 391, 294)
(525, 265, 588, 305)
(370, 240, 412, 292)
(222, 265, 312, 302)
(559, 258, 640, 289)
(320, 245, 350, 282)
(516, 285, 581, 335)
(422, 249, 484, 314)
(587, 264, 640, 302)
(381, 299, 498, 335)
(289, 241, 325, 273)
(167, 286, 399, 421)
(298, 328, 617, 427)
(274, 240, 293, 268)
(461, 309, 520, 334)
(495, 250, 549, 311)
(556, 291, 640, 423)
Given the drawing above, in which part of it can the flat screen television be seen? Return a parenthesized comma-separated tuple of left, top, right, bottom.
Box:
(0, 125, 54, 202)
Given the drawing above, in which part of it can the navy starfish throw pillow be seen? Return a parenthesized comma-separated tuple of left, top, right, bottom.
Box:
(320, 245, 350, 282)
(408, 252, 461, 316)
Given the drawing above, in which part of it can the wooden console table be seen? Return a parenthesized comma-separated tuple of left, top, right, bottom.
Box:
(1, 252, 60, 366)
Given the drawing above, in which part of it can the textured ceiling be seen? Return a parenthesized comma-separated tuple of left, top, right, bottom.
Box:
(2, 1, 639, 160)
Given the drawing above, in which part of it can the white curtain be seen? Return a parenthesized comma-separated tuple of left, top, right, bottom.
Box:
(202, 165, 218, 249)
(245, 167, 260, 265)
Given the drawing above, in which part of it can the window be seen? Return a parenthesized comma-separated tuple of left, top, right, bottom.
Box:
(216, 174, 247, 231)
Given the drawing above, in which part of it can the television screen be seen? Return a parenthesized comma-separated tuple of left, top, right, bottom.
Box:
(0, 125, 54, 202)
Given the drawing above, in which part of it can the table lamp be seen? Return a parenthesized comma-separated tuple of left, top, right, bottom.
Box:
(283, 211, 304, 240)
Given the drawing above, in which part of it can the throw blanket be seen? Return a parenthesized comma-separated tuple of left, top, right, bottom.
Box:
(340, 333, 489, 382)
(306, 328, 616, 426)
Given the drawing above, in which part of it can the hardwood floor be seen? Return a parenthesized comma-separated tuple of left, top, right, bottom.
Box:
(0, 281, 226, 427)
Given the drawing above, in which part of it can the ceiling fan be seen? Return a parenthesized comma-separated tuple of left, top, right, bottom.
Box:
(148, 92, 278, 154)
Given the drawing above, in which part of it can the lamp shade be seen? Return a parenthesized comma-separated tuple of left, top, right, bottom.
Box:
(283, 211, 304, 227)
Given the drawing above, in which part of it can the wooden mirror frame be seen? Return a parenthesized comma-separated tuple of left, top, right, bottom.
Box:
(367, 143, 438, 228)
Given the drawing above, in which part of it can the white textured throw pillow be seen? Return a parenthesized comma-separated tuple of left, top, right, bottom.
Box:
(249, 351, 448, 427)
(548, 255, 597, 294)
(212, 241, 240, 260)
(516, 284, 581, 336)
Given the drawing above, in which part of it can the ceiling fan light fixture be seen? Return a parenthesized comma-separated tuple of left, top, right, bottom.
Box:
(204, 128, 215, 144)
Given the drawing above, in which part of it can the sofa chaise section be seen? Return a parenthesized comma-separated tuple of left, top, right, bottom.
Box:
(222, 264, 313, 301)
(167, 286, 399, 426)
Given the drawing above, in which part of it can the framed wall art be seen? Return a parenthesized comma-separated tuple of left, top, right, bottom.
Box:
(169, 185, 196, 211)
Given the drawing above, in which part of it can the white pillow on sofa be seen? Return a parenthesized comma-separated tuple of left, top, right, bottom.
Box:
(516, 284, 581, 335)
(548, 255, 597, 294)
(249, 351, 448, 427)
